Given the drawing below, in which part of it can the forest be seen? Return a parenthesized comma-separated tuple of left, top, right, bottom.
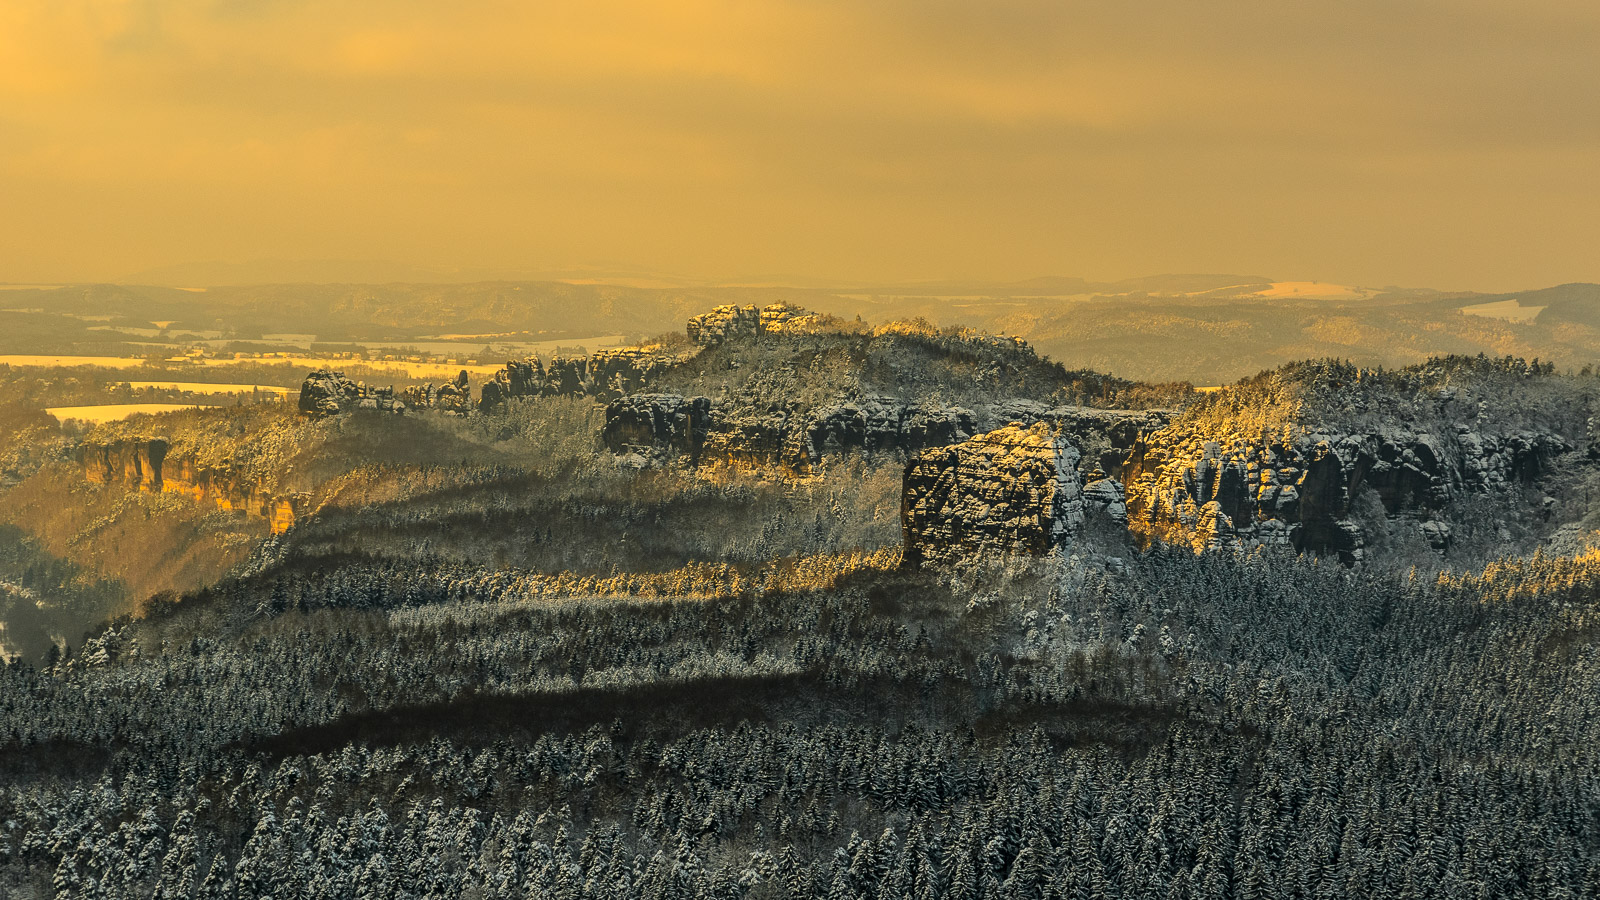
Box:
(0, 311, 1596, 898)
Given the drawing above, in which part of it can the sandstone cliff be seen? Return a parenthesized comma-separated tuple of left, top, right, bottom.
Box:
(602, 394, 713, 461)
(978, 400, 1170, 477)
(601, 394, 978, 471)
(1122, 425, 1571, 560)
(479, 348, 684, 411)
(1120, 359, 1582, 560)
(896, 358, 1589, 565)
(602, 393, 1170, 476)
(686, 304, 828, 345)
(79, 438, 309, 534)
(902, 423, 1084, 566)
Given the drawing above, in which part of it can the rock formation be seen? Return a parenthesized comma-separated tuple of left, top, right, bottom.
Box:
(479, 348, 681, 411)
(400, 371, 474, 414)
(598, 391, 1173, 478)
(1122, 424, 1572, 561)
(80, 439, 167, 493)
(80, 439, 309, 534)
(802, 399, 977, 463)
(602, 394, 714, 460)
(596, 390, 1181, 485)
(299, 370, 407, 417)
(686, 304, 826, 346)
(1081, 477, 1128, 525)
(901, 423, 1084, 566)
(599, 394, 982, 471)
(979, 401, 1171, 477)
(686, 305, 761, 345)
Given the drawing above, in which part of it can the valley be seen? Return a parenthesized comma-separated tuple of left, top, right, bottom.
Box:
(0, 296, 1596, 898)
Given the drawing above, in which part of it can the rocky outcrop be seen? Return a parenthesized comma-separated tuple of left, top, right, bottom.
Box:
(699, 410, 798, 470)
(80, 439, 166, 492)
(598, 389, 1177, 480)
(902, 423, 1084, 566)
(599, 392, 1173, 477)
(686, 304, 826, 346)
(299, 370, 406, 417)
(1082, 478, 1127, 525)
(687, 305, 761, 345)
(400, 371, 474, 414)
(802, 400, 976, 462)
(79, 439, 309, 534)
(1122, 424, 1572, 561)
(602, 395, 713, 459)
(588, 349, 675, 398)
(979, 401, 1171, 477)
(600, 394, 980, 471)
(479, 348, 681, 411)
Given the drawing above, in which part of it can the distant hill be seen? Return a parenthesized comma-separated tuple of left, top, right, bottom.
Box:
(6, 276, 1599, 383)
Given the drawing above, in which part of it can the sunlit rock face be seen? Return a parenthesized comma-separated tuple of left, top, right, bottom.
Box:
(978, 401, 1171, 478)
(902, 423, 1084, 566)
(686, 305, 762, 345)
(80, 438, 167, 492)
(78, 439, 308, 534)
(1122, 425, 1570, 561)
(685, 303, 824, 346)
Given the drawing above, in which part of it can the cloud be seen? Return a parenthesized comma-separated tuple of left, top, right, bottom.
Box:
(0, 1, 1596, 288)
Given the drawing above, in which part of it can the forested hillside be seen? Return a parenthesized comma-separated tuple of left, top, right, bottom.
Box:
(0, 309, 1597, 897)
(1, 548, 1596, 898)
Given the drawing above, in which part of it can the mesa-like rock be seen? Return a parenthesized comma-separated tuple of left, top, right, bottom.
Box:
(600, 393, 1173, 477)
(901, 422, 1085, 566)
(283, 315, 1586, 567)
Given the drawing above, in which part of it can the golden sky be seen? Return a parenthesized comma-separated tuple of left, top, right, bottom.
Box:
(2, 1, 1597, 288)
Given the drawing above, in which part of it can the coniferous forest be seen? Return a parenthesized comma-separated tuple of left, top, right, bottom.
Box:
(1, 312, 1598, 899)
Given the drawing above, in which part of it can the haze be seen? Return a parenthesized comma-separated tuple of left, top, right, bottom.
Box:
(3, 1, 1597, 290)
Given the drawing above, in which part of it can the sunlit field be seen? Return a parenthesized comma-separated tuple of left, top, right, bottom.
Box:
(0, 355, 147, 368)
(123, 381, 293, 395)
(45, 403, 209, 424)
(0, 355, 506, 381)
(198, 357, 505, 378)
(1461, 297, 1547, 323)
(1250, 281, 1372, 300)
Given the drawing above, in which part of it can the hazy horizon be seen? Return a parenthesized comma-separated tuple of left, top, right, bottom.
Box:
(0, 259, 1584, 296)
(4, 1, 1598, 291)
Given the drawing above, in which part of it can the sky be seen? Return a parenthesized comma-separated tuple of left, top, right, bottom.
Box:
(1, 0, 1597, 290)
